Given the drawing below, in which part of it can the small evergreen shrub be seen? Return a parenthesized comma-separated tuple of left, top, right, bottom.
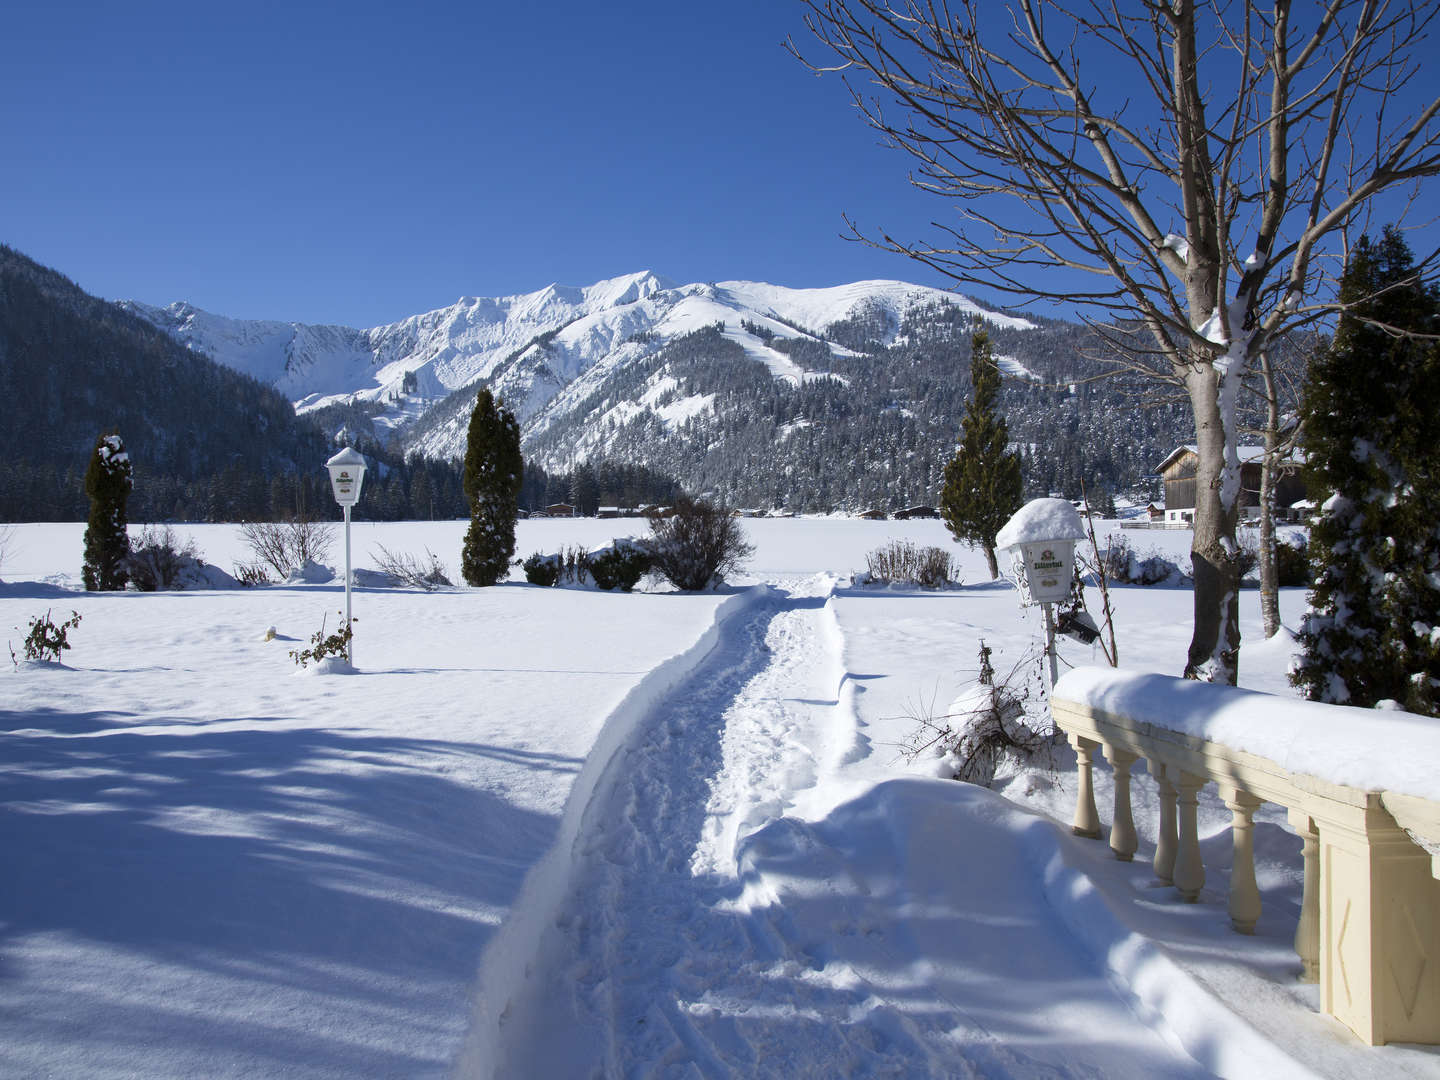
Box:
(588, 541, 653, 592)
(290, 612, 355, 668)
(12, 609, 82, 665)
(82, 432, 133, 591)
(523, 552, 561, 587)
(1275, 535, 1310, 588)
(863, 540, 957, 588)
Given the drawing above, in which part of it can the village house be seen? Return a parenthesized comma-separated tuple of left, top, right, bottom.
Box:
(1155, 445, 1306, 525)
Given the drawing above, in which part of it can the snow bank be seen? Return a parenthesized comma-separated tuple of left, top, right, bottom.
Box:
(995, 497, 1087, 549)
(1055, 666, 1440, 802)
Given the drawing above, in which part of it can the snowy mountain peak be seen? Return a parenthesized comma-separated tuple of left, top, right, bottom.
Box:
(123, 270, 1037, 461)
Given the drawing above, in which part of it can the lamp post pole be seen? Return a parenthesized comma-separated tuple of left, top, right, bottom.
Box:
(342, 501, 353, 663)
(325, 447, 367, 666)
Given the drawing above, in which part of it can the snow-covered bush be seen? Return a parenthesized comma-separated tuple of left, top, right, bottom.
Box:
(1099, 532, 1186, 586)
(284, 559, 335, 585)
(238, 520, 336, 579)
(522, 552, 560, 587)
(647, 496, 753, 591)
(233, 561, 274, 587)
(904, 641, 1053, 786)
(861, 540, 958, 588)
(123, 525, 199, 591)
(1274, 535, 1309, 588)
(522, 540, 652, 591)
(371, 544, 451, 590)
(558, 546, 591, 584)
(587, 540, 653, 592)
(290, 611, 354, 669)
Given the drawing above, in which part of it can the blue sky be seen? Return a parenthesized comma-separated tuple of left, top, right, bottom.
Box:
(2, 1, 953, 326)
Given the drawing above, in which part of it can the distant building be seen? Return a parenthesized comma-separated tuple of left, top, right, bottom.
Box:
(893, 505, 939, 520)
(1155, 445, 1305, 525)
(545, 502, 577, 518)
(858, 509, 889, 521)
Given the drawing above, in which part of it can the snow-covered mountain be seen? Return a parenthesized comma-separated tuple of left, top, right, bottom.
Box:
(121, 272, 1035, 454)
(120, 270, 1188, 509)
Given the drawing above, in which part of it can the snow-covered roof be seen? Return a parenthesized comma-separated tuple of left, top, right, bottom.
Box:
(995, 498, 1087, 549)
(1154, 444, 1302, 473)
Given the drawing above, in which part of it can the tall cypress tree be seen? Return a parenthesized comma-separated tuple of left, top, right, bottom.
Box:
(940, 328, 1024, 578)
(82, 431, 133, 591)
(461, 388, 523, 587)
(1291, 227, 1440, 714)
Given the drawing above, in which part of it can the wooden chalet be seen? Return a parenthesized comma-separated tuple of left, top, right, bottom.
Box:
(1155, 445, 1306, 525)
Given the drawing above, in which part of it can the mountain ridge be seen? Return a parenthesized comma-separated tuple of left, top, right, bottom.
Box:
(119, 272, 1037, 452)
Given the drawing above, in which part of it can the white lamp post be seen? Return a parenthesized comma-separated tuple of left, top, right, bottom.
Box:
(325, 447, 367, 665)
(995, 498, 1086, 685)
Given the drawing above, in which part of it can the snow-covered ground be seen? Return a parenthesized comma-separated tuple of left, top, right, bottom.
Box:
(1, 518, 1433, 1079)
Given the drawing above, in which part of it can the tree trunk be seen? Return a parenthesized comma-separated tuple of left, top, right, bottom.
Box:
(1184, 371, 1242, 683)
(983, 543, 999, 581)
(1257, 352, 1283, 638)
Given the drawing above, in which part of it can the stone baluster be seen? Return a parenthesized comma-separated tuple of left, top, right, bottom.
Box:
(1221, 786, 1263, 933)
(1068, 734, 1102, 839)
(1147, 757, 1178, 884)
(1173, 771, 1207, 902)
(1288, 809, 1320, 983)
(1102, 744, 1139, 862)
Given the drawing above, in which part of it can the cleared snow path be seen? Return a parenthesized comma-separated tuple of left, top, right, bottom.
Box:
(457, 579, 1226, 1079)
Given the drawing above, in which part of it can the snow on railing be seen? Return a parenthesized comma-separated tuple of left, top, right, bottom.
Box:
(1051, 667, 1440, 1047)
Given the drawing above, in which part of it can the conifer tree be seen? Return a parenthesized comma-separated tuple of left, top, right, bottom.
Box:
(940, 329, 1023, 579)
(82, 431, 133, 591)
(461, 388, 522, 587)
(1291, 227, 1440, 715)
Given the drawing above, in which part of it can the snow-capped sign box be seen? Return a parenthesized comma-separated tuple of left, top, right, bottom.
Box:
(996, 498, 1086, 606)
(325, 447, 367, 507)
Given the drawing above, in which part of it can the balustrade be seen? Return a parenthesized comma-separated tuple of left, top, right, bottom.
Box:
(1052, 667, 1440, 1047)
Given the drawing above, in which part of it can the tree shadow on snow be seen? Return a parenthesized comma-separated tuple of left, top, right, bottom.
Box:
(0, 709, 568, 1076)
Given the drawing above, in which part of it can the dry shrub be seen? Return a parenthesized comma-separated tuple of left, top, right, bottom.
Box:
(864, 540, 958, 588)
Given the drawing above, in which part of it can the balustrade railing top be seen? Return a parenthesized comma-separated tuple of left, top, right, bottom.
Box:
(1051, 666, 1440, 1047)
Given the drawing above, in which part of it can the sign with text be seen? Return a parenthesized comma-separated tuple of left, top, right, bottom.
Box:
(1009, 539, 1076, 606)
(325, 448, 367, 508)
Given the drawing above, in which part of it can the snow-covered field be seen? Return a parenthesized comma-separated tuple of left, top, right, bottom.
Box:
(1, 518, 1432, 1078)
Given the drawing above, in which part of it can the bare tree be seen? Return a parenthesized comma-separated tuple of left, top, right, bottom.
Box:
(794, 0, 1440, 682)
(1248, 342, 1309, 637)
